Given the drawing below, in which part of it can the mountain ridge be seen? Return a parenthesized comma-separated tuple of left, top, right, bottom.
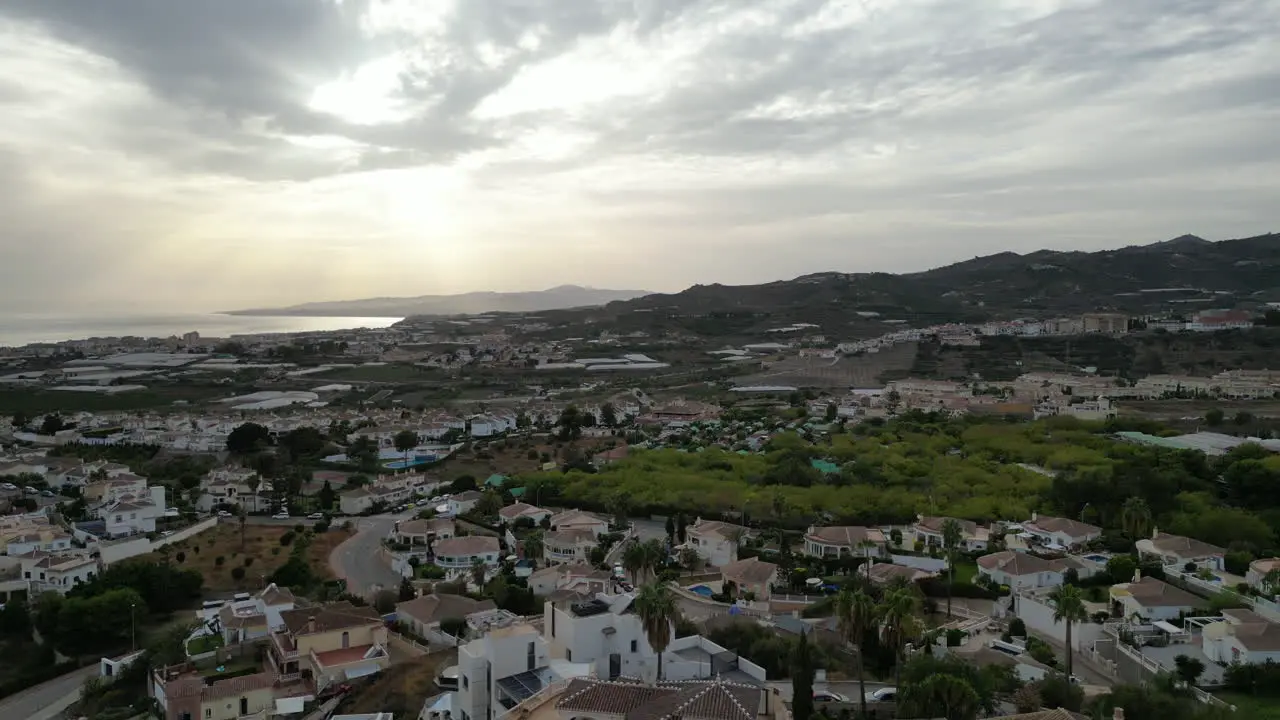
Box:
(224, 285, 653, 318)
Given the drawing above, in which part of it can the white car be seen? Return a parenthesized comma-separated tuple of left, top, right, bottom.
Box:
(813, 691, 848, 703)
(272, 512, 290, 520)
(217, 510, 232, 518)
(307, 512, 325, 520)
(866, 688, 897, 703)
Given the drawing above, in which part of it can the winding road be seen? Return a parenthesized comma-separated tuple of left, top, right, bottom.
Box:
(328, 513, 411, 597)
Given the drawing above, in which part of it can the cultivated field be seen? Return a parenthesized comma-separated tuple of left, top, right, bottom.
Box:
(738, 342, 918, 388)
(154, 522, 352, 593)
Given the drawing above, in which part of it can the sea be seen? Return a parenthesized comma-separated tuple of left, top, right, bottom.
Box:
(0, 313, 403, 348)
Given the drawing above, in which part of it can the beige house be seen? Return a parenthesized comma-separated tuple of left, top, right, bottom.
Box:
(682, 519, 749, 567)
(268, 602, 390, 690)
(913, 516, 990, 552)
(396, 593, 495, 643)
(866, 562, 933, 586)
(154, 668, 279, 720)
(803, 525, 886, 558)
(720, 557, 779, 600)
(1137, 530, 1226, 571)
(549, 509, 610, 538)
(544, 529, 597, 565)
(393, 517, 455, 547)
(498, 502, 552, 525)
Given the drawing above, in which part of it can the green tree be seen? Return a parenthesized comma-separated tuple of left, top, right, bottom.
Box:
(558, 405, 583, 442)
(634, 583, 678, 682)
(318, 480, 335, 510)
(523, 531, 544, 563)
(665, 515, 676, 544)
(836, 589, 876, 718)
(393, 429, 419, 468)
(1106, 554, 1138, 584)
(880, 587, 921, 687)
(1050, 584, 1088, 682)
(470, 558, 488, 589)
(1121, 496, 1152, 540)
(1205, 408, 1224, 426)
(601, 403, 618, 428)
(676, 513, 688, 544)
(226, 422, 271, 454)
(790, 627, 815, 720)
(1173, 654, 1205, 687)
(900, 674, 981, 720)
(941, 518, 963, 618)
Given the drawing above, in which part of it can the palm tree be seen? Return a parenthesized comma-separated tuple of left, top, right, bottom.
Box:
(237, 507, 248, 552)
(634, 582, 678, 683)
(622, 540, 647, 583)
(1120, 497, 1152, 540)
(836, 589, 876, 719)
(640, 539, 666, 580)
(470, 558, 488, 590)
(879, 587, 921, 687)
(523, 531, 544, 565)
(1050, 584, 1088, 682)
(941, 518, 963, 618)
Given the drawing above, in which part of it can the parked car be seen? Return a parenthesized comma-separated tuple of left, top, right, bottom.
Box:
(217, 510, 232, 518)
(866, 688, 897, 703)
(307, 512, 325, 520)
(272, 512, 290, 520)
(814, 691, 848, 703)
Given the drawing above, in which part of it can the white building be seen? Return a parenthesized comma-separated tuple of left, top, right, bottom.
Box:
(200, 584, 297, 645)
(14, 551, 98, 593)
(976, 551, 1078, 591)
(433, 536, 501, 574)
(548, 510, 609, 538)
(544, 594, 657, 681)
(1022, 514, 1103, 550)
(455, 614, 592, 720)
(498, 502, 552, 526)
(1110, 576, 1201, 621)
(802, 525, 886, 559)
(1136, 531, 1226, 571)
(1202, 609, 1280, 665)
(682, 519, 748, 567)
(543, 529, 597, 566)
(99, 485, 166, 537)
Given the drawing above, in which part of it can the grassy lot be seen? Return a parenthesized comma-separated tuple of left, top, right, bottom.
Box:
(337, 650, 456, 718)
(954, 561, 979, 585)
(187, 633, 224, 655)
(155, 523, 352, 592)
(1214, 694, 1280, 719)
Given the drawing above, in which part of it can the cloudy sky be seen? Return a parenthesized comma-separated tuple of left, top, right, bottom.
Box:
(1, 0, 1277, 313)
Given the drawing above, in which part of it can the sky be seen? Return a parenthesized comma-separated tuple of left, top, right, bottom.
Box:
(1, 0, 1278, 313)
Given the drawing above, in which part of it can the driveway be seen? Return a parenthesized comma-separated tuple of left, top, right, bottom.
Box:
(0, 665, 98, 720)
(328, 515, 407, 598)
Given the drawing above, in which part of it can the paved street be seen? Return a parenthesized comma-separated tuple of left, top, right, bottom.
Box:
(0, 665, 98, 720)
(328, 514, 408, 597)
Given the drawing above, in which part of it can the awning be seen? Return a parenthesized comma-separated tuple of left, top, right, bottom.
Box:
(1154, 620, 1184, 635)
(345, 664, 380, 680)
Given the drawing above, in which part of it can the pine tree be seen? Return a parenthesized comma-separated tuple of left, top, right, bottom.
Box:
(791, 629, 815, 720)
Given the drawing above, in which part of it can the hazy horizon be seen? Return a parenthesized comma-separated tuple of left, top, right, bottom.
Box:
(3, 1, 1278, 314)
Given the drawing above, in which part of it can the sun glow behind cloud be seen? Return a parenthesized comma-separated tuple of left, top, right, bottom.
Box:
(0, 0, 1277, 313)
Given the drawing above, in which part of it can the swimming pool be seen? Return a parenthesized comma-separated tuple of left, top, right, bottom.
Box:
(384, 455, 440, 469)
(689, 585, 715, 597)
(1082, 554, 1110, 563)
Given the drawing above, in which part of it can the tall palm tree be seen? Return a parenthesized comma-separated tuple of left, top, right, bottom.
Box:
(836, 588, 876, 719)
(622, 540, 647, 583)
(941, 518, 963, 618)
(640, 539, 666, 581)
(1120, 497, 1152, 540)
(634, 582, 678, 683)
(879, 587, 921, 688)
(1050, 584, 1088, 682)
(470, 558, 488, 590)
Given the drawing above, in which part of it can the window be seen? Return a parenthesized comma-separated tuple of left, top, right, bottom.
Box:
(528, 641, 536, 671)
(565, 648, 572, 662)
(630, 640, 637, 653)
(463, 675, 469, 689)
(204, 711, 211, 719)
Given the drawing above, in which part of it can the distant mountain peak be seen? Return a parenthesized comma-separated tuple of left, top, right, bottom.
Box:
(1160, 234, 1210, 246)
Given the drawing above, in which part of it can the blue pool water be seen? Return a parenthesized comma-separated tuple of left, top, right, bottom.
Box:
(384, 455, 439, 469)
(1082, 554, 1110, 563)
(689, 585, 715, 597)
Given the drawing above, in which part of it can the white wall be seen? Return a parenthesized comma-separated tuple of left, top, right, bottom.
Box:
(1013, 592, 1104, 651)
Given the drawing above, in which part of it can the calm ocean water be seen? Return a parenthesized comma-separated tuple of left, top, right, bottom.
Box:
(0, 314, 402, 348)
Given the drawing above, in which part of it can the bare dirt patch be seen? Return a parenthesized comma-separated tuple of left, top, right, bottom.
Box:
(337, 650, 456, 718)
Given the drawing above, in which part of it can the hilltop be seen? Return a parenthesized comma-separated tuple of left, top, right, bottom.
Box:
(528, 232, 1280, 339)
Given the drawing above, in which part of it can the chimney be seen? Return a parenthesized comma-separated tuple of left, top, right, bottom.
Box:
(307, 615, 316, 634)
(1113, 708, 1125, 720)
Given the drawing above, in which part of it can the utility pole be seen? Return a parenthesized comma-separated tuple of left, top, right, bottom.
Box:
(130, 603, 137, 652)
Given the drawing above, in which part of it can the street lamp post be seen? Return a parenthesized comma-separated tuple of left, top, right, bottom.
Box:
(130, 603, 137, 652)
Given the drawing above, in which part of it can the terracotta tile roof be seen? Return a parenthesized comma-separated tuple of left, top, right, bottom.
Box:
(977, 550, 1061, 576)
(396, 593, 495, 626)
(202, 671, 276, 701)
(916, 516, 979, 535)
(989, 709, 1087, 720)
(557, 678, 760, 720)
(258, 583, 295, 606)
(689, 520, 748, 542)
(721, 557, 778, 585)
(434, 535, 499, 557)
(279, 602, 381, 636)
(397, 518, 455, 535)
(313, 644, 378, 667)
(804, 525, 885, 547)
(866, 563, 927, 584)
(1025, 515, 1101, 540)
(499, 502, 546, 520)
(545, 528, 597, 547)
(1148, 531, 1225, 558)
(550, 509, 608, 529)
(1120, 577, 1201, 608)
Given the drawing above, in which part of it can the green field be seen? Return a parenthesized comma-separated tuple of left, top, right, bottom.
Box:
(1214, 694, 1280, 719)
(0, 385, 230, 414)
(314, 364, 438, 383)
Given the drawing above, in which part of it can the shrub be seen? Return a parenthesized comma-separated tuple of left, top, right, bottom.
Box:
(1008, 618, 1027, 637)
(419, 564, 446, 579)
(314, 521, 330, 533)
(271, 547, 281, 556)
(231, 567, 246, 581)
(243, 557, 254, 567)
(215, 556, 225, 567)
(175, 551, 185, 563)
(280, 532, 295, 546)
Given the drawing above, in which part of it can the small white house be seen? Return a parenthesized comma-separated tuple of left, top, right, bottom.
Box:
(1022, 513, 1102, 549)
(1110, 576, 1201, 621)
(1137, 530, 1226, 571)
(682, 519, 748, 567)
(1202, 609, 1280, 665)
